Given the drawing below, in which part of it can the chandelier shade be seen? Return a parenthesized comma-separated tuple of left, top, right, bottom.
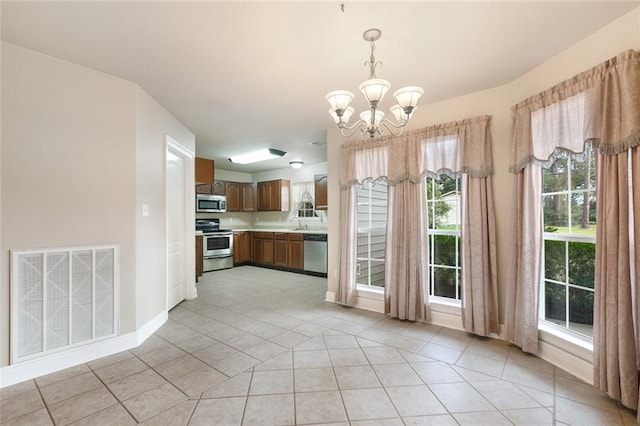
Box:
(325, 90, 355, 112)
(359, 79, 391, 104)
(326, 28, 423, 139)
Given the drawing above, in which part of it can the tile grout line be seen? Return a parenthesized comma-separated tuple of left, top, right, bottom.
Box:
(84, 357, 140, 424)
(31, 379, 56, 425)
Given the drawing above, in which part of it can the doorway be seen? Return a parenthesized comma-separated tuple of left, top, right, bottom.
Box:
(166, 136, 195, 310)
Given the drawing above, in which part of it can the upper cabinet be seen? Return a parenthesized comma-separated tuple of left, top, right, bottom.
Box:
(314, 174, 328, 210)
(211, 180, 226, 195)
(241, 183, 257, 212)
(257, 179, 290, 212)
(195, 157, 214, 184)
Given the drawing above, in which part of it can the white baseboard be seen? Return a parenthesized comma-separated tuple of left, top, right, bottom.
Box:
(429, 310, 464, 331)
(538, 336, 593, 385)
(0, 310, 168, 389)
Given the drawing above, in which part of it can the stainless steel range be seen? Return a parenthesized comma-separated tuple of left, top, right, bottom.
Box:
(196, 218, 233, 272)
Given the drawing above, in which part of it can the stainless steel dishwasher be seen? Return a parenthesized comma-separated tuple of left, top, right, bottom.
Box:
(303, 234, 328, 275)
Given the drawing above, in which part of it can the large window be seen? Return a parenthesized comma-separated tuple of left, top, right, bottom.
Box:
(356, 181, 387, 288)
(541, 146, 596, 338)
(426, 175, 461, 301)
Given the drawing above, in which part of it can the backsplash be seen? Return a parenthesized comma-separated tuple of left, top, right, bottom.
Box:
(195, 210, 327, 231)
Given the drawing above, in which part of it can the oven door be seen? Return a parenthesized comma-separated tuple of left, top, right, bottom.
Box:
(203, 233, 233, 257)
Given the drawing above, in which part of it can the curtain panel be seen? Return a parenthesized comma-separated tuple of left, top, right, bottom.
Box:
(509, 49, 640, 173)
(507, 49, 640, 416)
(338, 116, 498, 329)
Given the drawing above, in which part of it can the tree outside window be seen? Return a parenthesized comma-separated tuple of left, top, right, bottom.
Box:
(426, 175, 461, 300)
(541, 146, 596, 337)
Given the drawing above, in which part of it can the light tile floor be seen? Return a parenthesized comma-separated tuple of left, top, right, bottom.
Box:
(1, 266, 638, 425)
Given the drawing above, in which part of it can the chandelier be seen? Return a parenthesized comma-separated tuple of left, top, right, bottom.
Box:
(326, 28, 424, 139)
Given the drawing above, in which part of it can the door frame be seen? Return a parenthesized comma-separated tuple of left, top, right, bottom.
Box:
(165, 135, 196, 311)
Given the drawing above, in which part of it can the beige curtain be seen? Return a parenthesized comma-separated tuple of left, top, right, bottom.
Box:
(385, 179, 430, 321)
(507, 50, 640, 413)
(337, 186, 358, 305)
(593, 148, 640, 416)
(461, 174, 499, 336)
(504, 165, 543, 353)
(339, 116, 496, 327)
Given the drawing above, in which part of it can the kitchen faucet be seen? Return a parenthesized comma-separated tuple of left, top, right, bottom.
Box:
(291, 217, 302, 230)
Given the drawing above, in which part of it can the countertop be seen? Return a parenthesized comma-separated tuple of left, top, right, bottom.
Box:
(231, 228, 327, 234)
(196, 228, 327, 235)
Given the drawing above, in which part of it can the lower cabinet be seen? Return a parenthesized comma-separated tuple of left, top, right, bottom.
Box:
(274, 233, 288, 267)
(233, 231, 251, 265)
(252, 232, 274, 265)
(288, 234, 304, 270)
(196, 235, 203, 281)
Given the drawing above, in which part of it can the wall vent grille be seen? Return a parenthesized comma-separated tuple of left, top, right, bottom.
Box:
(11, 245, 119, 363)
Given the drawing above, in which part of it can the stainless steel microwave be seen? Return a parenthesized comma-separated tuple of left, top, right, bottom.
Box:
(196, 194, 227, 213)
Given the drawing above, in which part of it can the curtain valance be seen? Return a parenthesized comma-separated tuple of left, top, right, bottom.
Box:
(509, 49, 640, 174)
(339, 115, 493, 188)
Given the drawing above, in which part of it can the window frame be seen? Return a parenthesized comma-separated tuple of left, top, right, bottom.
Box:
(355, 180, 387, 290)
(539, 150, 596, 340)
(425, 175, 462, 303)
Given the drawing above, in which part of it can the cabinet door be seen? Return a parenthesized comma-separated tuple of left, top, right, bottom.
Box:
(195, 157, 214, 184)
(233, 232, 243, 265)
(196, 184, 212, 194)
(257, 181, 270, 211)
(314, 174, 328, 210)
(212, 180, 226, 195)
(288, 235, 304, 270)
(262, 239, 274, 264)
(274, 234, 288, 267)
(252, 235, 262, 263)
(241, 232, 252, 263)
(226, 182, 241, 212)
(242, 183, 257, 212)
(196, 235, 203, 280)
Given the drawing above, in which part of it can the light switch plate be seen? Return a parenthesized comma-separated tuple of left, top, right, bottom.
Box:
(142, 204, 149, 217)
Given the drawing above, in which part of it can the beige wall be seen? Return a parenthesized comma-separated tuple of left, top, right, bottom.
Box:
(135, 87, 195, 328)
(0, 42, 196, 368)
(1, 42, 137, 367)
(326, 7, 640, 323)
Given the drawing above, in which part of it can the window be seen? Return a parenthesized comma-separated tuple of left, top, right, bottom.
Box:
(541, 146, 596, 338)
(292, 182, 319, 219)
(356, 180, 387, 288)
(426, 175, 461, 301)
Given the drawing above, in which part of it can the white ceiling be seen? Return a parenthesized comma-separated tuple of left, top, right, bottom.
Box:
(2, 1, 638, 173)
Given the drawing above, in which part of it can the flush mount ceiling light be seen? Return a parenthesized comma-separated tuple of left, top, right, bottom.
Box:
(326, 28, 424, 139)
(228, 148, 286, 165)
(289, 161, 304, 169)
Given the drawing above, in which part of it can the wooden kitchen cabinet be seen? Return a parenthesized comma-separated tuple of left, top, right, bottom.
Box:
(225, 181, 256, 212)
(257, 179, 290, 212)
(274, 233, 288, 267)
(196, 184, 212, 194)
(252, 232, 274, 265)
(196, 234, 203, 281)
(195, 157, 214, 184)
(211, 180, 226, 196)
(242, 183, 257, 212)
(233, 231, 251, 265)
(288, 234, 304, 270)
(314, 174, 328, 210)
(226, 182, 241, 212)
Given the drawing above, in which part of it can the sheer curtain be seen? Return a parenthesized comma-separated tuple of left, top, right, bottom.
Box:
(338, 116, 497, 327)
(508, 50, 640, 416)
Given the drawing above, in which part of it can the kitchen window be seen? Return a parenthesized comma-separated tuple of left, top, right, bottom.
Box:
(292, 182, 319, 219)
(356, 180, 387, 288)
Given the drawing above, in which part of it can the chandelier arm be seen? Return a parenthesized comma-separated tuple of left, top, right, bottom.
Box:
(379, 121, 405, 137)
(380, 118, 407, 130)
(340, 120, 367, 138)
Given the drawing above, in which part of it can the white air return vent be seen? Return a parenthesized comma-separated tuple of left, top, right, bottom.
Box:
(11, 245, 119, 363)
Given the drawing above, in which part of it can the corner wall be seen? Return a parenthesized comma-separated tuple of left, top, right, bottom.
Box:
(0, 42, 137, 367)
(134, 87, 196, 329)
